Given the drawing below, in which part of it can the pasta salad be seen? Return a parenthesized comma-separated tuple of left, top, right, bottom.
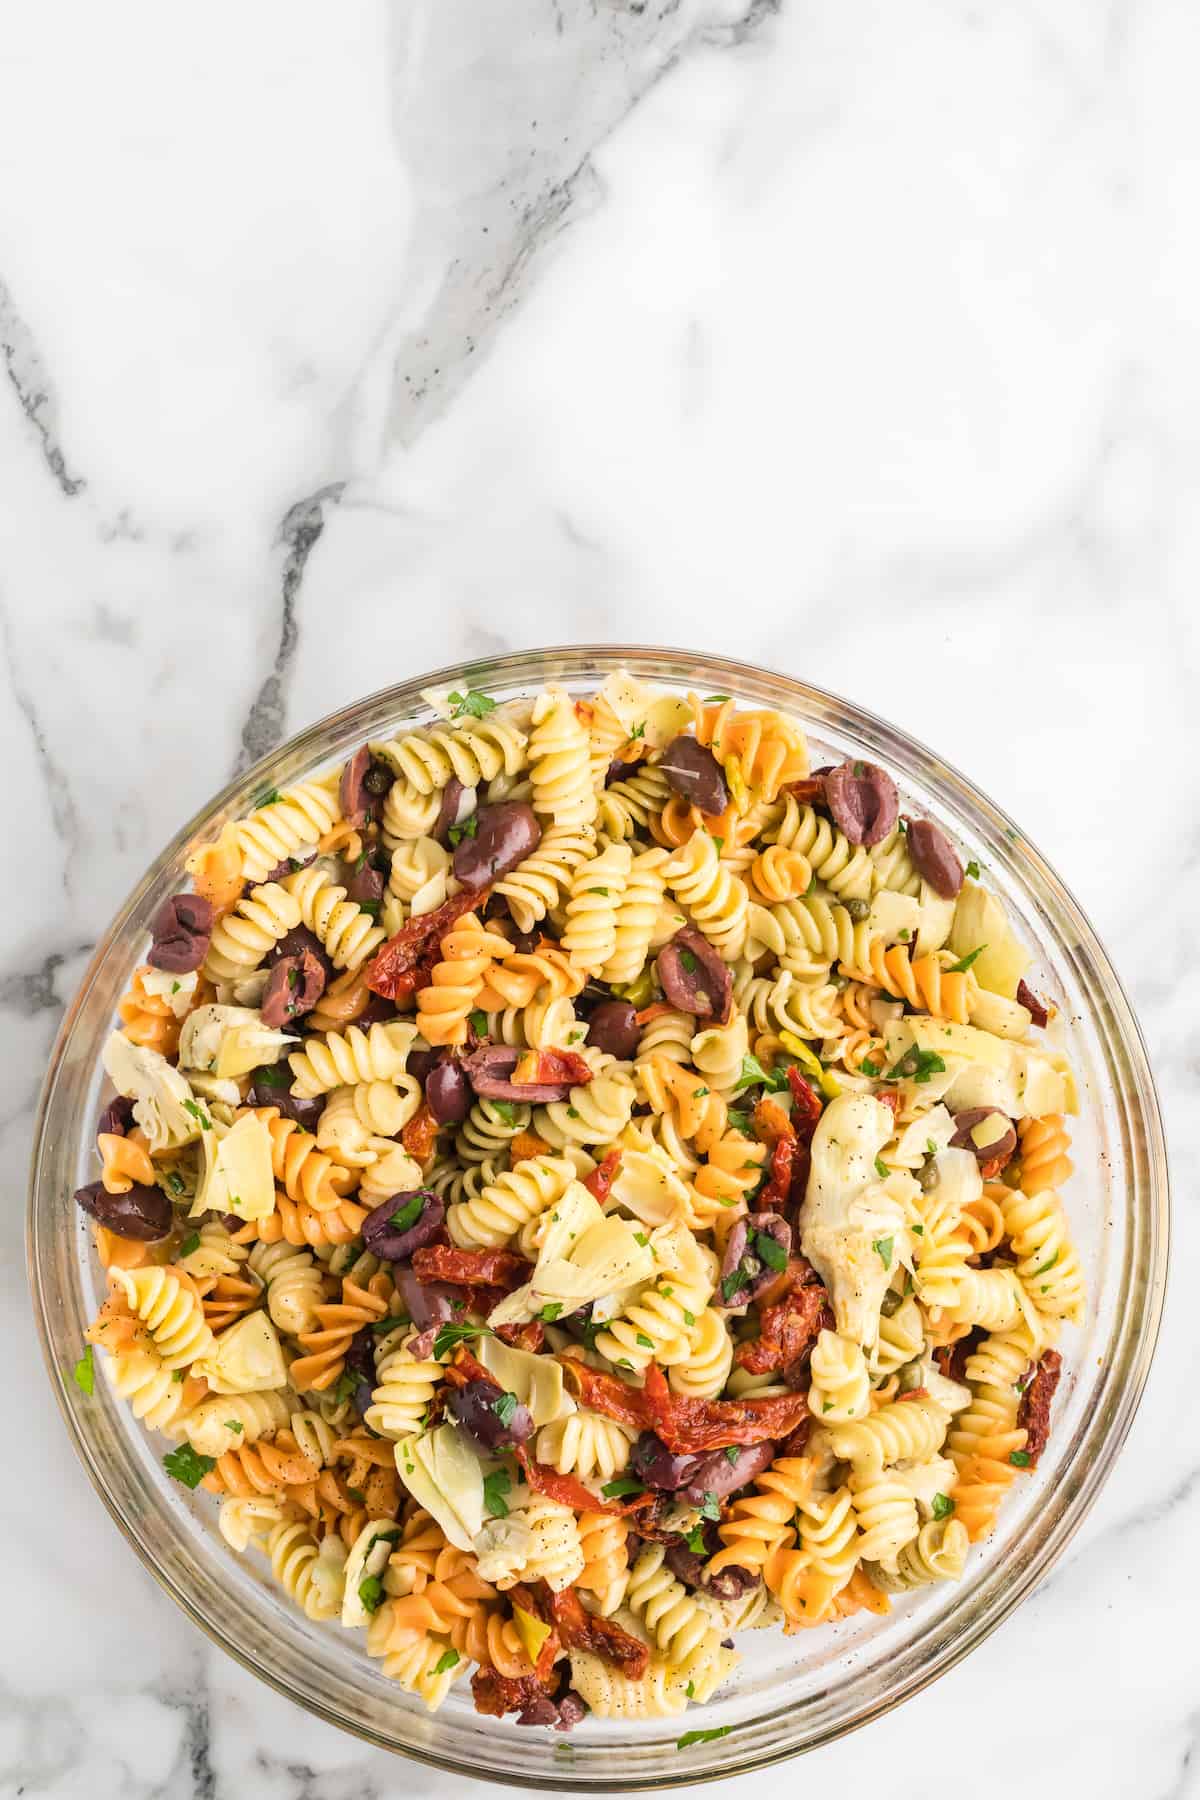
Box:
(73, 671, 1082, 1730)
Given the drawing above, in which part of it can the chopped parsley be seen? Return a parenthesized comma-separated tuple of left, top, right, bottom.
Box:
(698, 1490, 721, 1522)
(537, 1302, 565, 1323)
(600, 1476, 646, 1500)
(1009, 1449, 1032, 1468)
(448, 815, 479, 847)
(685, 1680, 696, 1699)
(703, 695, 731, 705)
(589, 887, 610, 897)
(633, 1231, 649, 1247)
(755, 1231, 787, 1272)
(965, 860, 981, 880)
(859, 1059, 879, 1077)
(178, 1230, 201, 1259)
(947, 944, 987, 974)
(678, 1727, 732, 1749)
(72, 1345, 95, 1395)
(182, 1098, 211, 1129)
(224, 1420, 244, 1435)
(684, 1523, 708, 1554)
(447, 688, 497, 720)
(635, 1332, 655, 1350)
(872, 1235, 894, 1271)
(683, 1308, 696, 1328)
(358, 1575, 384, 1614)
(388, 1194, 426, 1234)
(852, 761, 866, 778)
(873, 1155, 890, 1179)
(711, 835, 724, 853)
(432, 1320, 492, 1361)
(721, 1267, 751, 1303)
(931, 1493, 955, 1520)
(679, 949, 699, 974)
(492, 1391, 519, 1427)
(370, 1315, 408, 1336)
(483, 1468, 512, 1517)
(734, 1053, 788, 1096)
(489, 1100, 519, 1125)
(252, 786, 281, 809)
(333, 1369, 359, 1406)
(885, 1046, 946, 1085)
(432, 1647, 461, 1675)
(629, 720, 646, 740)
(254, 1063, 290, 1088)
(163, 1445, 216, 1489)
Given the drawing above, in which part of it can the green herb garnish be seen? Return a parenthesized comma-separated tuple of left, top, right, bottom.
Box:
(1009, 1450, 1031, 1468)
(947, 944, 986, 974)
(492, 1391, 519, 1427)
(872, 1236, 894, 1270)
(163, 1445, 216, 1489)
(931, 1493, 955, 1520)
(72, 1345, 95, 1395)
(873, 1155, 889, 1179)
(678, 1727, 732, 1749)
(601, 1476, 646, 1500)
(432, 1647, 461, 1674)
(179, 1231, 201, 1259)
(447, 689, 497, 720)
(483, 1469, 512, 1517)
(432, 1321, 492, 1361)
(388, 1194, 425, 1234)
(755, 1232, 787, 1272)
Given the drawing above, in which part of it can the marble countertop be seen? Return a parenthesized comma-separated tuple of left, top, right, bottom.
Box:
(2, 2, 1194, 1795)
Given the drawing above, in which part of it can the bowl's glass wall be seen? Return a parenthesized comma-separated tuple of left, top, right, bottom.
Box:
(28, 648, 1168, 1789)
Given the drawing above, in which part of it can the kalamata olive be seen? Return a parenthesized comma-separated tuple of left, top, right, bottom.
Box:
(75, 1179, 172, 1241)
(356, 993, 400, 1028)
(344, 1323, 378, 1387)
(394, 1263, 456, 1332)
(716, 1213, 791, 1307)
(664, 1540, 712, 1588)
(704, 1563, 760, 1602)
(97, 1095, 135, 1139)
(904, 817, 964, 898)
(260, 949, 327, 1028)
(1017, 979, 1050, 1029)
(407, 1046, 446, 1088)
(681, 1439, 776, 1504)
(263, 850, 315, 883)
(659, 736, 729, 816)
(951, 1107, 1018, 1168)
(824, 760, 899, 847)
(246, 1073, 325, 1130)
(432, 776, 473, 847)
(452, 801, 541, 889)
(605, 756, 643, 787)
(463, 1044, 575, 1103)
(656, 925, 732, 1024)
(147, 893, 213, 974)
(553, 1692, 587, 1733)
(345, 856, 385, 908)
(585, 1000, 639, 1060)
(516, 1691, 562, 1729)
(630, 1432, 699, 1492)
(361, 1191, 445, 1262)
(339, 745, 372, 827)
(268, 924, 334, 982)
(449, 1377, 534, 1452)
(426, 1059, 471, 1124)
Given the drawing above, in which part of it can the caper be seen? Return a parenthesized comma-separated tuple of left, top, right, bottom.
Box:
(879, 1287, 904, 1318)
(844, 897, 870, 922)
(918, 1160, 940, 1191)
(897, 1358, 924, 1393)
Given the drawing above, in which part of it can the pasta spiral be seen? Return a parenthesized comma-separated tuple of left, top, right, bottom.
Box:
(282, 865, 385, 972)
(112, 1266, 214, 1370)
(267, 1518, 342, 1621)
(236, 780, 342, 884)
(808, 1329, 871, 1423)
(669, 1306, 734, 1400)
(827, 1396, 950, 1477)
(374, 710, 527, 796)
(494, 822, 597, 932)
(247, 1106, 356, 1210)
(604, 846, 669, 985)
(534, 1073, 635, 1150)
(999, 1187, 1086, 1326)
(846, 1469, 921, 1570)
(708, 1455, 812, 1575)
(203, 881, 302, 983)
(839, 941, 975, 1024)
(767, 799, 873, 900)
(533, 1411, 636, 1482)
(577, 1511, 630, 1616)
(528, 686, 596, 829)
(102, 1346, 185, 1433)
(627, 1543, 718, 1665)
(445, 1153, 575, 1251)
(1016, 1114, 1074, 1194)
(870, 1517, 970, 1590)
(365, 1329, 443, 1440)
(248, 1240, 326, 1335)
(497, 1497, 584, 1593)
(662, 832, 749, 960)
(562, 842, 633, 974)
(287, 1020, 418, 1098)
(417, 912, 512, 1047)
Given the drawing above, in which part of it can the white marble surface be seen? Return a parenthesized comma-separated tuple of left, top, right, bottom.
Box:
(1, 1, 1195, 1794)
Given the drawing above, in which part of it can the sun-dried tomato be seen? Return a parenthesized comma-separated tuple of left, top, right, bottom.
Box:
(365, 886, 490, 998)
(401, 1101, 440, 1165)
(783, 777, 828, 807)
(511, 1048, 593, 1089)
(752, 1095, 793, 1148)
(583, 1148, 622, 1204)
(735, 1261, 830, 1386)
(754, 1135, 796, 1215)
(1019, 1348, 1062, 1464)
(495, 1320, 545, 1354)
(785, 1067, 823, 1140)
(412, 1245, 531, 1291)
(543, 1584, 650, 1679)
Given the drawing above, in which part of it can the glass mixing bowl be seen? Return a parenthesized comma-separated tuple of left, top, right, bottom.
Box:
(28, 648, 1168, 1788)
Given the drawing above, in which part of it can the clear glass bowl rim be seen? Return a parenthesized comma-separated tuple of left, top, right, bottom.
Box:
(27, 645, 1169, 1790)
